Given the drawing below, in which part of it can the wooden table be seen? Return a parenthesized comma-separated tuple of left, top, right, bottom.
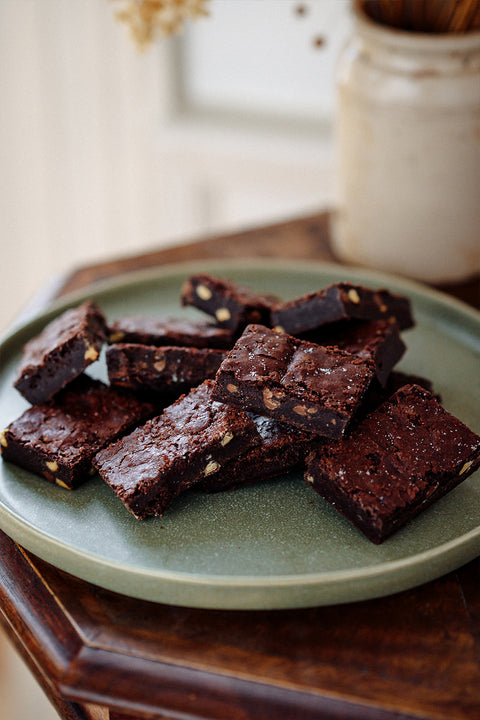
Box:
(1, 212, 480, 720)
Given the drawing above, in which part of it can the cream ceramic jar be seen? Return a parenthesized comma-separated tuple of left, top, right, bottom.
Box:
(330, 11, 480, 283)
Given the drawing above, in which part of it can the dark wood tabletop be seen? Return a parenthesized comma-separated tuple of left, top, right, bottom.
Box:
(1, 211, 479, 720)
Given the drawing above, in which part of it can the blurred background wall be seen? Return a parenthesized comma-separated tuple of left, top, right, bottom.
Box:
(0, 0, 349, 334)
(0, 1, 349, 717)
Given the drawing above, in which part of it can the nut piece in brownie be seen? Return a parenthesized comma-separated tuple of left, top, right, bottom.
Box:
(0, 375, 155, 489)
(271, 281, 414, 336)
(93, 380, 261, 519)
(304, 319, 406, 386)
(107, 316, 234, 349)
(180, 273, 278, 332)
(305, 384, 480, 544)
(14, 301, 107, 404)
(107, 343, 226, 396)
(201, 414, 318, 493)
(212, 324, 375, 439)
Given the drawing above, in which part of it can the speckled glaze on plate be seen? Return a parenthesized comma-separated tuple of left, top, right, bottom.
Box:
(0, 259, 479, 610)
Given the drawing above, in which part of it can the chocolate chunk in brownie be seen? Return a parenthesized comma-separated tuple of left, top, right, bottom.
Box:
(271, 282, 414, 335)
(305, 384, 480, 544)
(93, 380, 261, 519)
(14, 301, 107, 404)
(180, 274, 278, 332)
(107, 343, 226, 396)
(212, 324, 375, 439)
(107, 316, 234, 349)
(200, 414, 318, 493)
(303, 319, 406, 386)
(1, 375, 155, 489)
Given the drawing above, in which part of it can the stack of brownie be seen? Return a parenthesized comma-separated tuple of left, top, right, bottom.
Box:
(2, 274, 480, 545)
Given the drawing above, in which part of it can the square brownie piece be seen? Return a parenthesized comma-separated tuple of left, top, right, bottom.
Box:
(271, 282, 414, 336)
(304, 319, 406, 386)
(14, 300, 107, 404)
(93, 380, 262, 519)
(200, 414, 317, 493)
(106, 343, 226, 396)
(107, 315, 234, 349)
(180, 274, 278, 332)
(305, 384, 480, 544)
(1, 375, 155, 489)
(212, 324, 375, 439)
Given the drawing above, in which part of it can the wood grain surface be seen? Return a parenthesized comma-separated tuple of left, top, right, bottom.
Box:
(1, 211, 479, 720)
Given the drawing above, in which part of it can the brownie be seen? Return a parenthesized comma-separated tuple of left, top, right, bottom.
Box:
(93, 380, 262, 519)
(0, 375, 155, 489)
(200, 414, 317, 493)
(107, 343, 226, 395)
(305, 384, 480, 544)
(212, 324, 375, 439)
(180, 274, 278, 332)
(271, 281, 414, 335)
(14, 301, 107, 404)
(361, 370, 440, 417)
(107, 315, 234, 349)
(304, 319, 406, 386)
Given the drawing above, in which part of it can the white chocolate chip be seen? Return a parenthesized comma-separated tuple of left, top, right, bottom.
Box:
(204, 460, 220, 476)
(459, 460, 473, 476)
(273, 325, 285, 334)
(227, 383, 238, 394)
(55, 478, 70, 489)
(196, 284, 213, 301)
(220, 431, 234, 447)
(305, 474, 314, 484)
(347, 288, 361, 304)
(0, 431, 7, 448)
(84, 345, 99, 362)
(215, 308, 231, 322)
(154, 354, 166, 372)
(46, 460, 58, 472)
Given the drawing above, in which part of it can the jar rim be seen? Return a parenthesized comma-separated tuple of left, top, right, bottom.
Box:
(353, 5, 480, 53)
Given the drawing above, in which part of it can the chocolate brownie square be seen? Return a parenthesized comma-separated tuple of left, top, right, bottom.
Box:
(305, 384, 480, 543)
(180, 274, 278, 332)
(212, 324, 375, 438)
(14, 301, 107, 404)
(304, 319, 406, 386)
(93, 380, 261, 519)
(1, 375, 155, 489)
(107, 343, 226, 395)
(107, 316, 234, 349)
(200, 414, 317, 493)
(271, 282, 414, 335)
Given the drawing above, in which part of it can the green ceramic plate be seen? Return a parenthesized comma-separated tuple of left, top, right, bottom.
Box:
(0, 259, 479, 609)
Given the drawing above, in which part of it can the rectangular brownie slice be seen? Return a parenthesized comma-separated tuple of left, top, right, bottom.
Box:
(1, 375, 155, 489)
(107, 316, 234, 349)
(271, 281, 414, 336)
(305, 384, 480, 544)
(304, 319, 406, 386)
(93, 380, 262, 519)
(180, 273, 278, 332)
(14, 300, 107, 404)
(107, 343, 226, 396)
(212, 324, 375, 439)
(200, 414, 318, 493)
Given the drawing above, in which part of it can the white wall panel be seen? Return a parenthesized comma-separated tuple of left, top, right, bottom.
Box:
(0, 0, 337, 333)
